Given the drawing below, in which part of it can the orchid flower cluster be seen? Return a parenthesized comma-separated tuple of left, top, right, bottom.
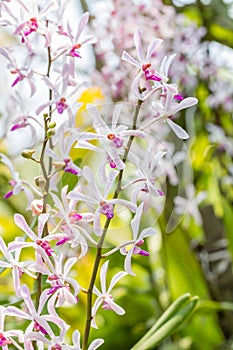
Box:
(0, 1, 198, 349)
(90, 0, 233, 112)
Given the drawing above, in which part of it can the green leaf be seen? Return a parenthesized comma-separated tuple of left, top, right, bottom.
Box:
(221, 197, 233, 264)
(131, 294, 199, 350)
(210, 23, 233, 47)
(58, 158, 82, 191)
(197, 299, 233, 312)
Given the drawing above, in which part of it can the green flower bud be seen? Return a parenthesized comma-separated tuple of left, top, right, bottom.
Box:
(48, 121, 56, 129)
(35, 176, 46, 189)
(47, 129, 55, 138)
(21, 149, 36, 159)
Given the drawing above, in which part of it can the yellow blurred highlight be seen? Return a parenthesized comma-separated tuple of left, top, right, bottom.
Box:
(70, 86, 104, 161)
(0, 28, 18, 46)
(0, 139, 7, 154)
(76, 86, 104, 127)
(0, 215, 19, 240)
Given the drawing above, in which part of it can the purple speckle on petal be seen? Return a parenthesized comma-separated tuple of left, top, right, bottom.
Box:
(69, 43, 81, 57)
(138, 249, 150, 256)
(174, 94, 184, 101)
(145, 70, 162, 82)
(56, 98, 68, 114)
(106, 211, 114, 219)
(34, 321, 48, 335)
(112, 136, 123, 148)
(4, 190, 13, 199)
(10, 123, 27, 131)
(110, 160, 117, 168)
(36, 240, 54, 256)
(47, 285, 62, 295)
(64, 167, 79, 175)
(157, 189, 164, 196)
(56, 236, 70, 246)
(0, 333, 11, 346)
(100, 202, 114, 219)
(136, 239, 144, 246)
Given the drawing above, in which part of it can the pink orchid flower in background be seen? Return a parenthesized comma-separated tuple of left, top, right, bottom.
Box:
(174, 183, 206, 226)
(151, 142, 187, 187)
(120, 203, 156, 275)
(122, 28, 163, 100)
(0, 47, 36, 96)
(5, 92, 44, 148)
(151, 83, 198, 139)
(91, 260, 127, 329)
(55, 12, 97, 58)
(67, 166, 137, 236)
(12, 0, 58, 53)
(0, 237, 37, 297)
(206, 123, 233, 156)
(0, 153, 40, 208)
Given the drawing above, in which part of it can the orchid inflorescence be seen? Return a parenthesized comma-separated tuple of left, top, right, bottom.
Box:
(0, 1, 198, 349)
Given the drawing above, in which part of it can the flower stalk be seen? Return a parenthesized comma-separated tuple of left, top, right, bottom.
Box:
(82, 100, 143, 350)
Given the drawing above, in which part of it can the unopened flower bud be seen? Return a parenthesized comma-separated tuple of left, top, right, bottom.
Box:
(48, 121, 56, 129)
(35, 176, 46, 189)
(47, 129, 55, 138)
(30, 199, 43, 216)
(53, 161, 66, 171)
(21, 149, 35, 159)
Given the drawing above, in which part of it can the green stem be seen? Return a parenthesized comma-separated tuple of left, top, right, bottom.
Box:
(80, 0, 89, 13)
(82, 100, 143, 350)
(36, 44, 53, 307)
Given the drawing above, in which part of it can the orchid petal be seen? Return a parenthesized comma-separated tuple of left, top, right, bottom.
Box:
(124, 247, 135, 275)
(76, 12, 89, 41)
(64, 257, 77, 276)
(170, 97, 198, 115)
(160, 53, 176, 77)
(166, 118, 189, 139)
(38, 213, 50, 238)
(88, 338, 105, 350)
(103, 170, 119, 198)
(131, 203, 144, 239)
(134, 29, 143, 63)
(100, 260, 109, 294)
(108, 271, 127, 292)
(14, 214, 37, 241)
(110, 198, 137, 213)
(87, 104, 109, 135)
(112, 104, 122, 131)
(146, 38, 163, 61)
(107, 299, 126, 315)
(121, 51, 140, 68)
